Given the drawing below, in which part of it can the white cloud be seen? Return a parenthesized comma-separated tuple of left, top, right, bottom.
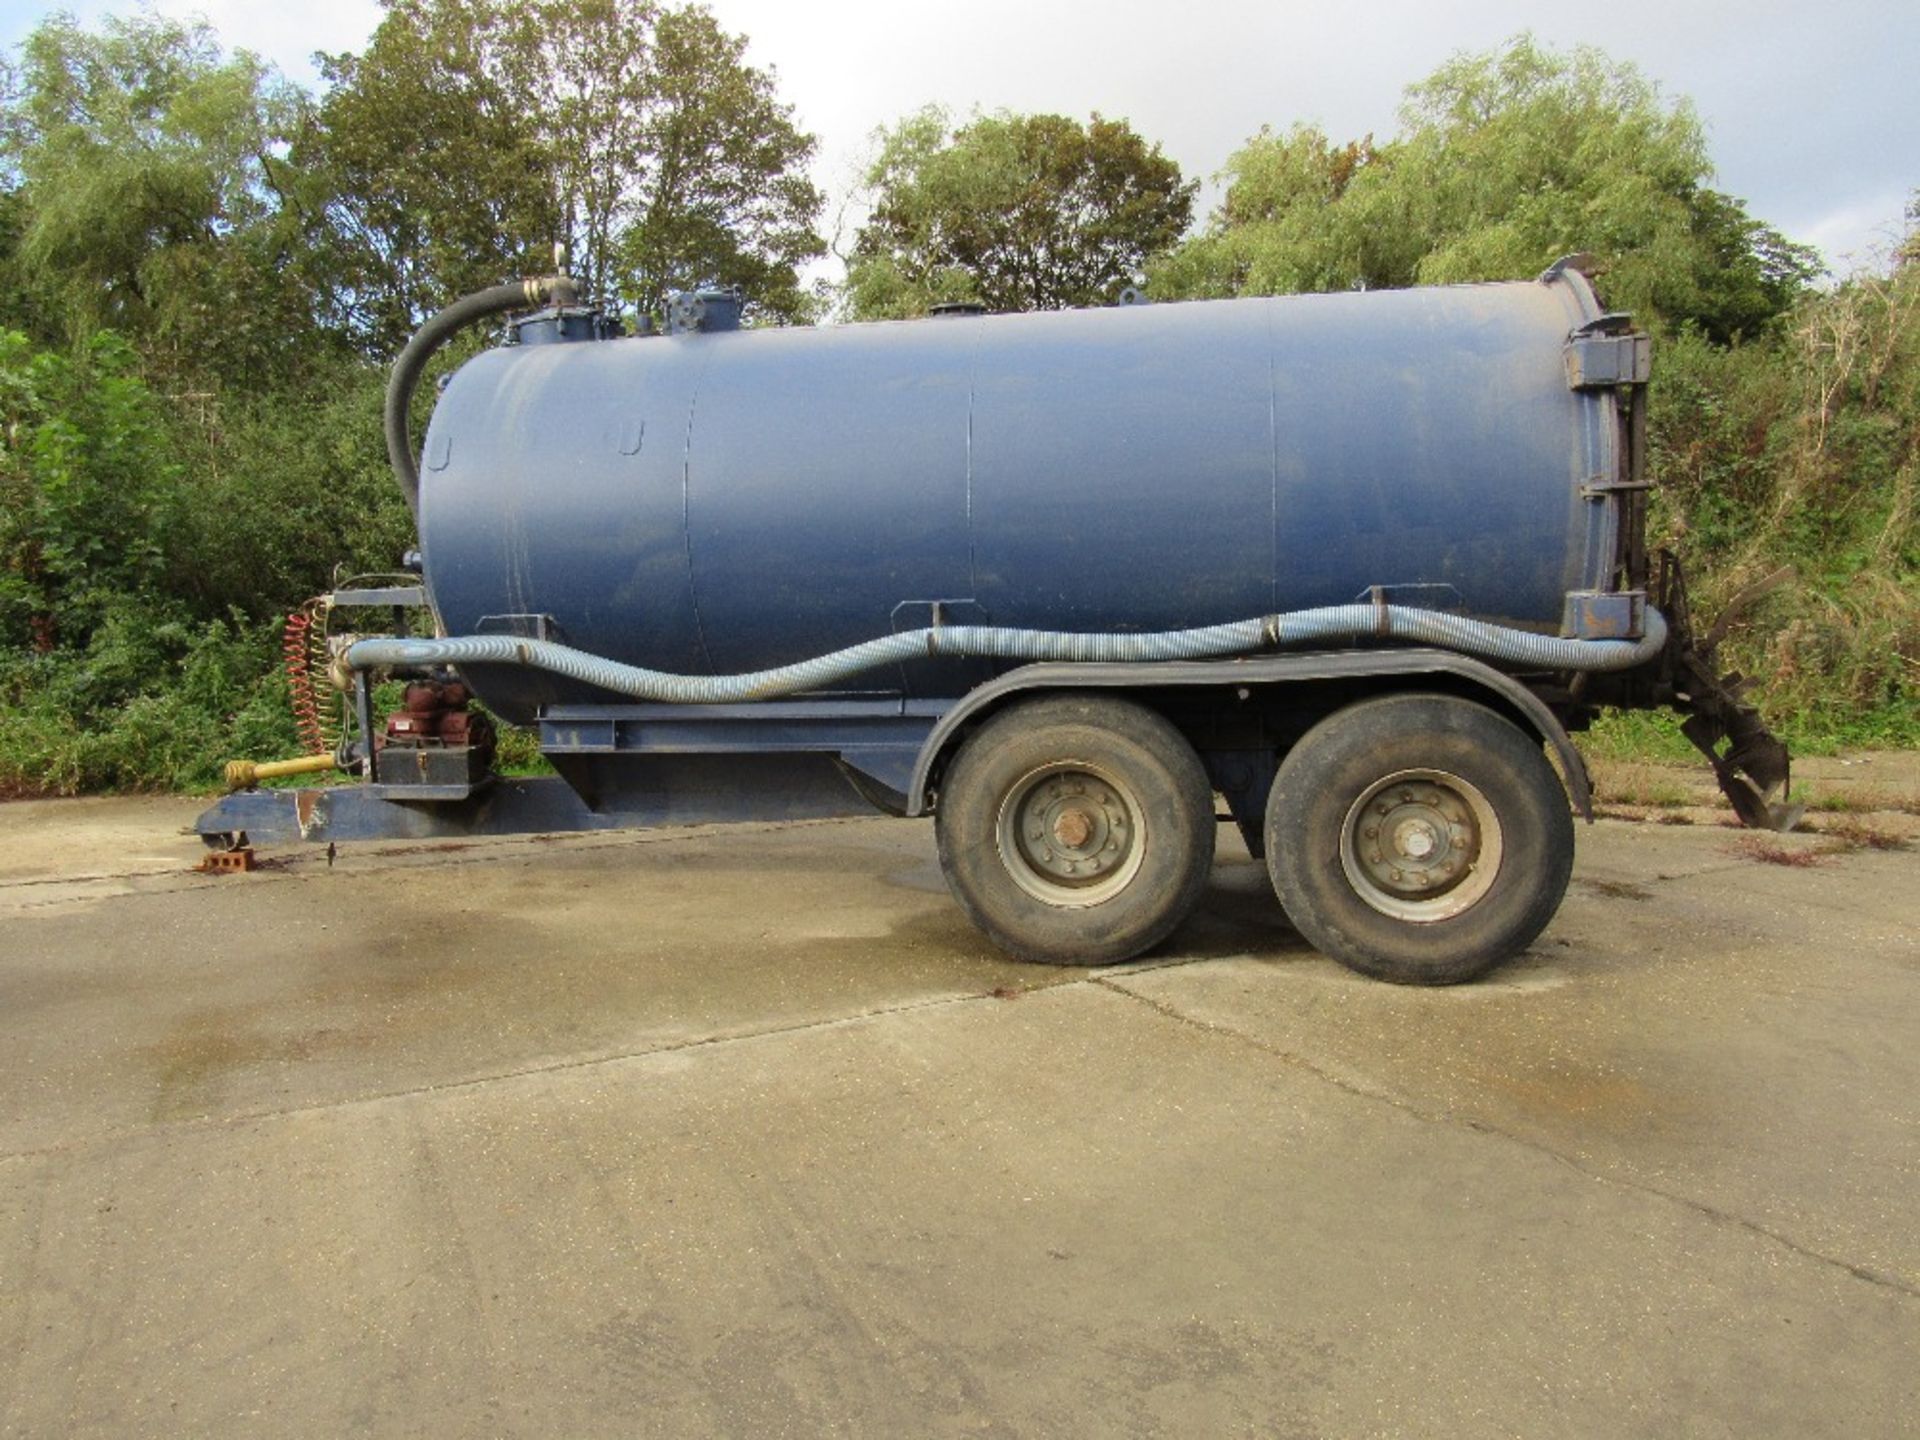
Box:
(175, 0, 383, 79)
(1796, 191, 1914, 278)
(3, 0, 382, 82)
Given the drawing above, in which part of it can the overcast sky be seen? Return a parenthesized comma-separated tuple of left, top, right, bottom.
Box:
(3, 0, 1913, 275)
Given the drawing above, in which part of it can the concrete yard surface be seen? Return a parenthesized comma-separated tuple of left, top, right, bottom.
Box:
(0, 796, 1915, 1437)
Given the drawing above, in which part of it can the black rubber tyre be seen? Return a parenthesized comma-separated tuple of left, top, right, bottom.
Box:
(934, 694, 1215, 965)
(1264, 693, 1574, 985)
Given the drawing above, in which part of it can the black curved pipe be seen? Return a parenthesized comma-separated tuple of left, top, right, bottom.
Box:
(383, 275, 578, 514)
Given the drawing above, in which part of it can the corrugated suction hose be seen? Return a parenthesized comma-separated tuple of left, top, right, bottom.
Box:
(385, 273, 579, 514)
(346, 605, 1668, 703)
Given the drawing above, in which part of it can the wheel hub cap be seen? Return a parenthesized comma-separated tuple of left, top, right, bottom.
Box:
(996, 764, 1147, 907)
(1339, 770, 1503, 923)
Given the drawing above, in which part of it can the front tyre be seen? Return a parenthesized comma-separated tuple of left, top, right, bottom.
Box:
(935, 694, 1214, 965)
(1264, 693, 1574, 985)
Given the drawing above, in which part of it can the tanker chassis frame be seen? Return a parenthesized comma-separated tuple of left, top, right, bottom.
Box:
(197, 555, 1782, 987)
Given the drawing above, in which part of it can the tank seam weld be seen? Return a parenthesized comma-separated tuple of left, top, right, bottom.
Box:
(1263, 298, 1280, 615)
(964, 325, 980, 602)
(680, 348, 719, 675)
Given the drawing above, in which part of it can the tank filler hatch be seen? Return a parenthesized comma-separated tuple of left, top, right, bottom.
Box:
(666, 287, 744, 335)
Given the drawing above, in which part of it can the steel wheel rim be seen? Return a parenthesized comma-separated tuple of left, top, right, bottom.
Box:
(995, 760, 1148, 908)
(1338, 768, 1502, 923)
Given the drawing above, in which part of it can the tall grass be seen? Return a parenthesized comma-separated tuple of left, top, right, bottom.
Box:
(1645, 257, 1919, 751)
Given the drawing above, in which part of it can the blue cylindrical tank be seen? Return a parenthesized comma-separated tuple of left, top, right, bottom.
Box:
(418, 272, 1622, 722)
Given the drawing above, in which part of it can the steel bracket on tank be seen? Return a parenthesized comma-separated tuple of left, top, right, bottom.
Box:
(1349, 582, 1464, 613)
(1564, 316, 1652, 390)
(1557, 301, 1655, 600)
(1562, 589, 1647, 640)
(331, 584, 427, 609)
(1578, 475, 1655, 500)
(890, 598, 990, 636)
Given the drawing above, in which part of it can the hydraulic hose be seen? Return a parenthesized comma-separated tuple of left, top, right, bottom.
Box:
(346, 604, 1668, 705)
(384, 274, 579, 514)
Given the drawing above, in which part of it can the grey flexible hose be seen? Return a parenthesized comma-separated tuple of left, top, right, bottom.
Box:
(347, 605, 1667, 704)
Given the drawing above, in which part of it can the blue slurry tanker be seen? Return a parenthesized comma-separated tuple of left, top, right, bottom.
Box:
(199, 259, 1793, 984)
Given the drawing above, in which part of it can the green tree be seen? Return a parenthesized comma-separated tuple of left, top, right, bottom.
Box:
(0, 4, 828, 793)
(1157, 35, 1820, 341)
(0, 12, 324, 386)
(313, 0, 823, 349)
(309, 0, 562, 348)
(845, 107, 1196, 318)
(1149, 123, 1379, 300)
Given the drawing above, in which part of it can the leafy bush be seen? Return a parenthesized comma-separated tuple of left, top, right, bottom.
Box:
(1650, 260, 1919, 747)
(0, 330, 178, 649)
(0, 598, 297, 793)
(160, 368, 414, 617)
(0, 330, 316, 794)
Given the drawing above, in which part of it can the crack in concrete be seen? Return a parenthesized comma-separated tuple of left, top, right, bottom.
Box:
(0, 817, 876, 914)
(1091, 974, 1920, 1304)
(5, 938, 1913, 1311)
(0, 976, 1094, 1167)
(0, 868, 197, 891)
(0, 947, 1216, 1169)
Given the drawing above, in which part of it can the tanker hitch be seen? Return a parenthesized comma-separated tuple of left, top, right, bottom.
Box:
(218, 578, 498, 801)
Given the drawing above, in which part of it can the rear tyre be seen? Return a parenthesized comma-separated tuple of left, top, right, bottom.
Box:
(934, 694, 1214, 965)
(1264, 693, 1574, 985)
